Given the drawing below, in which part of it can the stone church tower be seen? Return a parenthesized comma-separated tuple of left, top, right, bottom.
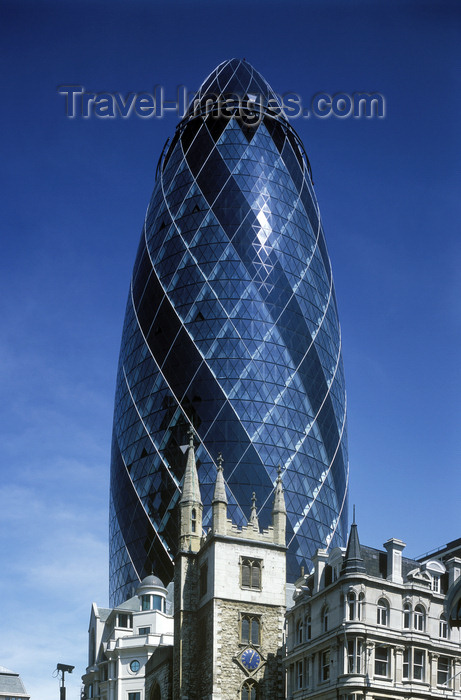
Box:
(173, 429, 287, 699)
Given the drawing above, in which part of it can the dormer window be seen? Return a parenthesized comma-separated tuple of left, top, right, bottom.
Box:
(431, 574, 441, 593)
(117, 613, 132, 628)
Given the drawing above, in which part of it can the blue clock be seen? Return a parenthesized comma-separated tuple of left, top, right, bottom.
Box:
(241, 648, 261, 671)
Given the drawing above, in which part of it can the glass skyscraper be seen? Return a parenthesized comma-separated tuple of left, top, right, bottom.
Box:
(110, 58, 348, 606)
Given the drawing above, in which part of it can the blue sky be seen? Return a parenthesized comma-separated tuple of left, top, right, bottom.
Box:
(1, 1, 460, 698)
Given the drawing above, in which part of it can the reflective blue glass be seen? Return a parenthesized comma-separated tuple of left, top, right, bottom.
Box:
(109, 58, 348, 605)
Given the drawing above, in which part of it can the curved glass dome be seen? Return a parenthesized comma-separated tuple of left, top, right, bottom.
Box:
(109, 58, 348, 605)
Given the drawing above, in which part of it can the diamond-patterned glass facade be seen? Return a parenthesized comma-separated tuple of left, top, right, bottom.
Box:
(109, 59, 348, 605)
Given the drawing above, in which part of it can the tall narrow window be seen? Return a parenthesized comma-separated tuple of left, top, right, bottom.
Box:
(377, 599, 389, 626)
(347, 638, 362, 674)
(437, 657, 451, 687)
(347, 591, 356, 620)
(403, 648, 410, 679)
(240, 614, 260, 646)
(439, 614, 448, 639)
(413, 649, 425, 681)
(414, 605, 425, 631)
(374, 647, 389, 677)
(191, 508, 197, 533)
(296, 619, 304, 644)
(403, 603, 411, 629)
(320, 650, 330, 681)
(305, 611, 312, 640)
(296, 659, 304, 689)
(321, 606, 329, 632)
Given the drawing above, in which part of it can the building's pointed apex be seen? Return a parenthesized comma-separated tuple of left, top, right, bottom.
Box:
(180, 426, 202, 505)
(249, 492, 259, 528)
(272, 465, 286, 515)
(342, 519, 366, 574)
(213, 452, 227, 504)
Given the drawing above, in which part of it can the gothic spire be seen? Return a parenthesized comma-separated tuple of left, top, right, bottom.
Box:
(249, 492, 259, 528)
(212, 452, 227, 504)
(180, 426, 202, 506)
(342, 511, 366, 574)
(272, 465, 286, 515)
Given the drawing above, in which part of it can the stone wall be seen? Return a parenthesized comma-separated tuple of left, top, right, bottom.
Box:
(212, 598, 285, 700)
(145, 647, 173, 700)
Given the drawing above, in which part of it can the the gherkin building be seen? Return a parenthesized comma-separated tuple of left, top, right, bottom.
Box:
(110, 58, 348, 605)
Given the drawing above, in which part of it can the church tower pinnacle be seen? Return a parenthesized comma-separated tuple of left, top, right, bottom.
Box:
(179, 426, 203, 553)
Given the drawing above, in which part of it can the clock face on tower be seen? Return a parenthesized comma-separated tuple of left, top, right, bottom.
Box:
(241, 647, 261, 672)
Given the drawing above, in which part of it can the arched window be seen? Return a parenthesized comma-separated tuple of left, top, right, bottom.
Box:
(321, 605, 329, 632)
(414, 605, 425, 631)
(241, 679, 258, 700)
(358, 592, 364, 620)
(191, 508, 197, 533)
(296, 618, 304, 644)
(439, 614, 449, 639)
(377, 598, 389, 626)
(150, 683, 161, 700)
(241, 614, 260, 645)
(241, 558, 262, 589)
(403, 603, 412, 629)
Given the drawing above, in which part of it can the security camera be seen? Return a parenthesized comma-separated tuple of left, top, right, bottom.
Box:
(57, 664, 74, 674)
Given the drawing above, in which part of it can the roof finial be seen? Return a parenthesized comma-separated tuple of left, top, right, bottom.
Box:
(213, 452, 227, 505)
(249, 491, 259, 527)
(272, 465, 286, 516)
(180, 425, 201, 507)
(353, 503, 356, 524)
(187, 424, 195, 448)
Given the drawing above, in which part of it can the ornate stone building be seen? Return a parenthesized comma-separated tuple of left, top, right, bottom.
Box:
(84, 430, 287, 700)
(84, 430, 461, 700)
(82, 575, 174, 700)
(284, 522, 461, 700)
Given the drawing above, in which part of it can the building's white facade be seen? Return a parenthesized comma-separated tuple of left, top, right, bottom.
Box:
(82, 576, 173, 700)
(285, 525, 461, 700)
